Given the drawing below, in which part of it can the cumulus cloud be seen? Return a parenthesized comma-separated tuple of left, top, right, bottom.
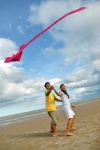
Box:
(61, 65, 100, 101)
(92, 59, 100, 72)
(28, 0, 100, 62)
(0, 38, 47, 104)
(0, 37, 61, 104)
(28, 0, 70, 26)
(28, 0, 87, 26)
(28, 0, 100, 101)
(0, 38, 17, 59)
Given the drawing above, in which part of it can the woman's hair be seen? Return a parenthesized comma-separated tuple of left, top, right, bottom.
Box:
(44, 82, 50, 87)
(60, 84, 64, 89)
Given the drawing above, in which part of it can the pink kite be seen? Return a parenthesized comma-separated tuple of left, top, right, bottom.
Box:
(4, 6, 87, 63)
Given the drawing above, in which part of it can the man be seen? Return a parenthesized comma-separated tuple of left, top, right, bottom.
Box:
(44, 82, 62, 136)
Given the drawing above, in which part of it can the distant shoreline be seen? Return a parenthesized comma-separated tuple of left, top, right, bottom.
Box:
(0, 97, 99, 127)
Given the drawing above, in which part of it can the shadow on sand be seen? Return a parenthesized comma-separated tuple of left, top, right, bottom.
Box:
(10, 131, 52, 139)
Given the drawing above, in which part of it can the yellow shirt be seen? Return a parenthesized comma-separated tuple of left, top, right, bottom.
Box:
(45, 90, 56, 112)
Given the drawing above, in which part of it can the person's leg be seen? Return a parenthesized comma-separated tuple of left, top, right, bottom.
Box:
(67, 118, 73, 136)
(48, 112, 53, 133)
(63, 105, 73, 135)
(51, 124, 57, 136)
(50, 111, 58, 136)
(70, 115, 75, 131)
(48, 111, 58, 136)
(66, 108, 75, 133)
(50, 122, 53, 133)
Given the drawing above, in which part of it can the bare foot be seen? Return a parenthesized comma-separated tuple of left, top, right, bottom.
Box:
(67, 132, 73, 136)
(52, 133, 57, 137)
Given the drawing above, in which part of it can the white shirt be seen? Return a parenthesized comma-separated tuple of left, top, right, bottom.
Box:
(60, 91, 71, 106)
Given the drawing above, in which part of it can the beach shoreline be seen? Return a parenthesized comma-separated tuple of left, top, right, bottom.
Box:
(0, 97, 99, 127)
(0, 98, 100, 150)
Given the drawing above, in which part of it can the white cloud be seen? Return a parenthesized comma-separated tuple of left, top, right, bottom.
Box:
(50, 78, 62, 85)
(28, 0, 100, 63)
(61, 64, 100, 101)
(50, 2, 100, 65)
(0, 38, 17, 59)
(29, 0, 100, 101)
(0, 61, 47, 102)
(28, 0, 71, 26)
(92, 59, 100, 72)
(0, 38, 62, 104)
(0, 38, 46, 103)
(27, 0, 100, 102)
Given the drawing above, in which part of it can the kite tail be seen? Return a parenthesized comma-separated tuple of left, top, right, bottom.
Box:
(4, 6, 87, 63)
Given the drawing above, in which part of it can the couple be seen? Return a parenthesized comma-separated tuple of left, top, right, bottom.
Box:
(44, 82, 75, 137)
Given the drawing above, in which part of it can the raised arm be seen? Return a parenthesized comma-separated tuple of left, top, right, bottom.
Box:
(45, 86, 54, 96)
(45, 89, 52, 96)
(54, 97, 63, 102)
(53, 88, 62, 96)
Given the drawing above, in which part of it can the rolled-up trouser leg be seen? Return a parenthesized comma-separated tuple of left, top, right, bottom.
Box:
(48, 111, 58, 134)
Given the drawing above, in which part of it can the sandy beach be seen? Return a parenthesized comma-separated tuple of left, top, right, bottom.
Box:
(0, 98, 100, 150)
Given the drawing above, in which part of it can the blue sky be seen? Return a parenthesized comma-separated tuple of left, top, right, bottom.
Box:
(0, 0, 100, 116)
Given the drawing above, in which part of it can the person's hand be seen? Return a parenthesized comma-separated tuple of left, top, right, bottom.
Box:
(50, 85, 54, 90)
(58, 92, 63, 96)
